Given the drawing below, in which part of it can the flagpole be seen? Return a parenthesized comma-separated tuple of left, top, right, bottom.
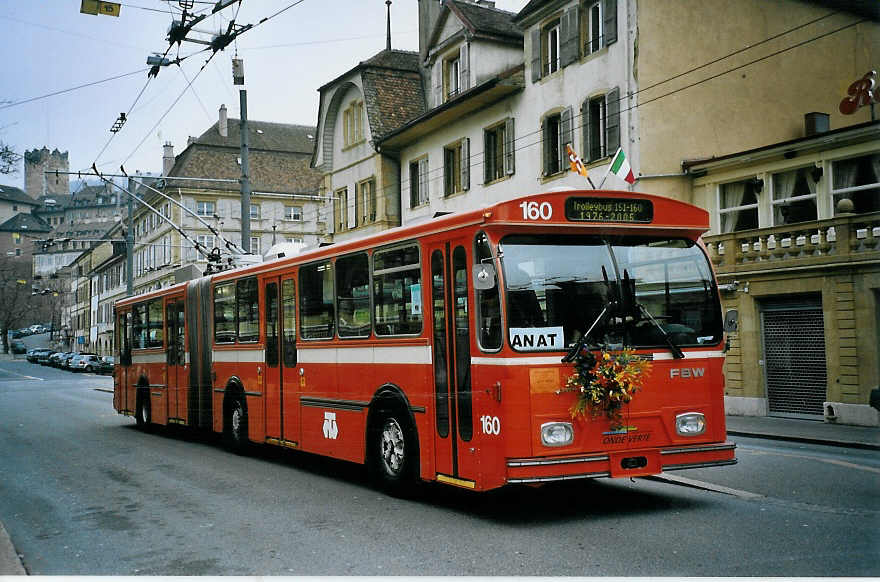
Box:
(598, 147, 621, 189)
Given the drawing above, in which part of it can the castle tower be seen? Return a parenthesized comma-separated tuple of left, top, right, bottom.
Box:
(24, 147, 69, 199)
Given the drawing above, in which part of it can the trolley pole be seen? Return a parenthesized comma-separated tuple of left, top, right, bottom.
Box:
(239, 87, 251, 254)
(126, 176, 134, 297)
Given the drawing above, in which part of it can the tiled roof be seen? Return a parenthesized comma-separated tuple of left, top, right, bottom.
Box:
(361, 49, 422, 71)
(193, 120, 317, 154)
(362, 66, 427, 140)
(513, 0, 549, 24)
(0, 212, 52, 233)
(450, 0, 522, 40)
(0, 184, 39, 206)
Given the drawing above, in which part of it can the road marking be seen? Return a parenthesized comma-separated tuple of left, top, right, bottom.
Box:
(648, 473, 765, 499)
(745, 448, 880, 475)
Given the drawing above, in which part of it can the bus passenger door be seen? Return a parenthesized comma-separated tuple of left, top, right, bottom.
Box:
(166, 299, 186, 423)
(280, 278, 299, 446)
(429, 244, 477, 485)
(264, 279, 282, 439)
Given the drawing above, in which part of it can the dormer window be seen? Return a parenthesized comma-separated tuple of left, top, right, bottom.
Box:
(343, 100, 365, 148)
(445, 55, 461, 99)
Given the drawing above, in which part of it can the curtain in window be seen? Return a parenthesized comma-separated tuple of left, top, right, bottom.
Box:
(772, 169, 797, 225)
(720, 181, 746, 233)
(833, 158, 860, 191)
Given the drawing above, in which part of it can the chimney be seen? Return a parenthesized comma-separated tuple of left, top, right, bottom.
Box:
(804, 112, 830, 137)
(219, 104, 228, 137)
(162, 142, 174, 176)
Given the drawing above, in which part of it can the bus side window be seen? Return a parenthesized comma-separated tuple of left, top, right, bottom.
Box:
(237, 277, 259, 343)
(336, 253, 370, 338)
(132, 304, 146, 349)
(373, 244, 422, 336)
(147, 299, 164, 348)
(282, 279, 296, 367)
(214, 282, 236, 343)
(475, 232, 501, 351)
(300, 262, 335, 339)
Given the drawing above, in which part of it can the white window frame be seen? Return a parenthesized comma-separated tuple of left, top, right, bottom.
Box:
(584, 1, 603, 54)
(543, 20, 561, 75)
(717, 179, 760, 234)
(196, 200, 215, 217)
(284, 205, 303, 221)
(770, 166, 818, 226)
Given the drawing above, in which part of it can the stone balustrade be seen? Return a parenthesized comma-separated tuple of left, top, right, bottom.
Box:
(704, 212, 880, 275)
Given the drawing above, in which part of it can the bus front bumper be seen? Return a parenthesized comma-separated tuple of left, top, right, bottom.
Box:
(505, 441, 737, 484)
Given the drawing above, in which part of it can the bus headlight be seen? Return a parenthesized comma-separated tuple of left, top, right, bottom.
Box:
(541, 422, 574, 447)
(675, 413, 706, 436)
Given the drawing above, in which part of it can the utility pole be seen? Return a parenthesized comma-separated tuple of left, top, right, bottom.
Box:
(235, 57, 251, 254)
(126, 177, 134, 296)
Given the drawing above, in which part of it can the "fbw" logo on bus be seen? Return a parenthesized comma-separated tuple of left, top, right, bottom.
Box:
(323, 412, 339, 439)
(669, 367, 705, 379)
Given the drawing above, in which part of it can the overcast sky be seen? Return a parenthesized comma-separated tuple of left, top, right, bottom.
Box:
(0, 0, 528, 192)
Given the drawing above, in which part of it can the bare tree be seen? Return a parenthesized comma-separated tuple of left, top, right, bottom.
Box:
(0, 256, 37, 353)
(0, 142, 21, 175)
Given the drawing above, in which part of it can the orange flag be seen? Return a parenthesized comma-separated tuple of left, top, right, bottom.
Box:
(566, 144, 588, 178)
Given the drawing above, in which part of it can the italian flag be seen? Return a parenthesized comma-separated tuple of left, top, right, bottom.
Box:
(609, 147, 635, 184)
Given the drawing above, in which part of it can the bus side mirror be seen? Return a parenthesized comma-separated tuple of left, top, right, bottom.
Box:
(723, 309, 738, 333)
(473, 263, 496, 290)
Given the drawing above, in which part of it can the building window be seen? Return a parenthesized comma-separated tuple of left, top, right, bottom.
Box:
(409, 157, 429, 208)
(250, 236, 261, 255)
(444, 142, 463, 197)
(196, 201, 215, 217)
(542, 19, 560, 76)
(249, 203, 260, 219)
(583, 1, 603, 54)
(831, 153, 880, 215)
(196, 234, 216, 260)
(542, 109, 571, 176)
(335, 187, 349, 232)
(343, 100, 365, 148)
(356, 178, 376, 226)
(719, 179, 760, 233)
(445, 54, 461, 99)
(284, 205, 302, 221)
(582, 89, 620, 162)
(771, 167, 818, 225)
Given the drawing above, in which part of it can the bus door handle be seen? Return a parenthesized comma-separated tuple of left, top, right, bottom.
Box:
(486, 381, 502, 403)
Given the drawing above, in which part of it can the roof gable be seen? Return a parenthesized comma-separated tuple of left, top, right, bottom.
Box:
(0, 184, 38, 206)
(0, 212, 52, 233)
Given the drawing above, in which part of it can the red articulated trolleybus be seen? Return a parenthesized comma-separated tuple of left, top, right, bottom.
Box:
(113, 189, 737, 494)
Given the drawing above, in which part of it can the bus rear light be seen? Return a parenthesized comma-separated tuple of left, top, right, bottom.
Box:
(541, 422, 574, 447)
(675, 412, 706, 436)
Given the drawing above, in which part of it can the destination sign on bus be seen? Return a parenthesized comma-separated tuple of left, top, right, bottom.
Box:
(565, 197, 653, 223)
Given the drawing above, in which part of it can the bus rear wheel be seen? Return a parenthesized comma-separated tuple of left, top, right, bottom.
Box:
(369, 410, 417, 496)
(224, 396, 249, 454)
(135, 390, 151, 431)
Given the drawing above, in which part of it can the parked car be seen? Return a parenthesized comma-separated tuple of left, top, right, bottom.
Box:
(37, 350, 57, 365)
(18, 328, 32, 337)
(11, 340, 26, 354)
(51, 352, 72, 367)
(96, 356, 115, 375)
(27, 348, 54, 364)
(29, 325, 45, 334)
(74, 354, 102, 372)
(10, 330, 22, 339)
(62, 353, 80, 369)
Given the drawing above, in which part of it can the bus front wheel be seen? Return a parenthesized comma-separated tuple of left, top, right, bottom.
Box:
(369, 410, 417, 496)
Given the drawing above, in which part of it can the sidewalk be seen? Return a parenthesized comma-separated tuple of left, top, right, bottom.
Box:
(0, 522, 25, 575)
(726, 414, 880, 450)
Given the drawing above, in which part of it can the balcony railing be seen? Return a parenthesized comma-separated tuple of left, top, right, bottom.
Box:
(704, 211, 880, 275)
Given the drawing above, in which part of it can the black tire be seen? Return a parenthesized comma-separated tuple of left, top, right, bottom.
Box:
(224, 395, 249, 454)
(135, 390, 152, 431)
(368, 407, 418, 496)
(85, 365, 94, 373)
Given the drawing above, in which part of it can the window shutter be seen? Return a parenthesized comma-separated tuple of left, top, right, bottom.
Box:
(483, 130, 491, 184)
(581, 98, 592, 162)
(542, 118, 551, 176)
(530, 28, 541, 83)
(605, 87, 621, 154)
(461, 138, 470, 191)
(559, 10, 571, 67)
(432, 61, 442, 107)
(460, 43, 470, 92)
(419, 158, 430, 203)
(504, 117, 515, 176)
(603, 0, 617, 46)
(561, 6, 579, 67)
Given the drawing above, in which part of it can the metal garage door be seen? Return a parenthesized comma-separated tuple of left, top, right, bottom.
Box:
(760, 297, 827, 418)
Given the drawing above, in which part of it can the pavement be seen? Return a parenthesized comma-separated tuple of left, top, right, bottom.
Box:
(0, 363, 876, 576)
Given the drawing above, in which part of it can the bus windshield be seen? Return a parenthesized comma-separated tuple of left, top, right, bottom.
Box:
(500, 234, 722, 351)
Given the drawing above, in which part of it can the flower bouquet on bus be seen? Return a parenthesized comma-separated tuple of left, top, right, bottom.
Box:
(557, 343, 652, 430)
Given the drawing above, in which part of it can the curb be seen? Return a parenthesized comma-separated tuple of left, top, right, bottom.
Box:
(727, 429, 880, 452)
(0, 521, 25, 575)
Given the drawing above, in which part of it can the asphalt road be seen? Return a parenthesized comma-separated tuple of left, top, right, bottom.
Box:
(0, 358, 877, 576)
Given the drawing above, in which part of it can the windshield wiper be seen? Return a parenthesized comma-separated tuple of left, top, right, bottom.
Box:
(562, 304, 612, 363)
(636, 303, 685, 359)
